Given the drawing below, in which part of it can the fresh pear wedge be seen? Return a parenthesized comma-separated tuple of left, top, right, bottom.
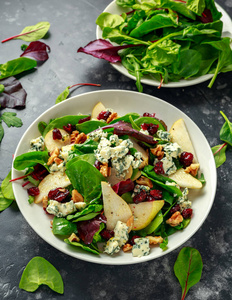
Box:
(130, 138, 149, 169)
(129, 200, 164, 231)
(44, 129, 71, 153)
(107, 166, 133, 186)
(169, 168, 202, 189)
(101, 181, 133, 230)
(91, 102, 106, 119)
(169, 118, 197, 163)
(34, 171, 71, 203)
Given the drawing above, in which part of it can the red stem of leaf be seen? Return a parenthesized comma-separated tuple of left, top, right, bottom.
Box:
(181, 253, 193, 300)
(213, 142, 227, 155)
(174, 0, 186, 3)
(1, 26, 45, 43)
(22, 180, 30, 187)
(158, 74, 164, 89)
(69, 83, 101, 89)
(9, 173, 32, 182)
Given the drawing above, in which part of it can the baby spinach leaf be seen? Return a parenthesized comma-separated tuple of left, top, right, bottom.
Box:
(0, 188, 13, 211)
(0, 84, 4, 93)
(19, 256, 64, 294)
(76, 120, 106, 134)
(1, 112, 23, 127)
(109, 112, 140, 125)
(13, 151, 49, 171)
(67, 153, 96, 168)
(160, 0, 196, 20)
(65, 160, 106, 204)
(212, 143, 227, 168)
(67, 204, 103, 222)
(142, 165, 175, 183)
(20, 41, 50, 62)
(116, 0, 137, 7)
(2, 21, 50, 43)
(0, 57, 37, 80)
(0, 121, 4, 142)
(96, 12, 124, 30)
(52, 217, 77, 235)
(1, 171, 15, 200)
(187, 0, 205, 15)
(174, 247, 203, 299)
(64, 239, 100, 255)
(38, 121, 47, 135)
(72, 140, 98, 154)
(219, 111, 232, 146)
(0, 76, 27, 108)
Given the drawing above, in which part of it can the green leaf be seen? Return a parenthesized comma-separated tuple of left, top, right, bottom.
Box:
(64, 239, 100, 255)
(19, 256, 64, 294)
(0, 121, 4, 143)
(96, 12, 124, 30)
(220, 111, 232, 146)
(38, 121, 47, 135)
(15, 22, 50, 42)
(174, 247, 203, 299)
(212, 144, 227, 168)
(67, 204, 103, 221)
(187, 0, 205, 15)
(55, 86, 70, 104)
(13, 151, 49, 171)
(0, 84, 4, 93)
(52, 217, 77, 235)
(1, 112, 23, 127)
(1, 171, 15, 200)
(0, 188, 13, 211)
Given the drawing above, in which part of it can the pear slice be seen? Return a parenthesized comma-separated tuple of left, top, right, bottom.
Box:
(34, 171, 71, 203)
(169, 168, 202, 189)
(107, 166, 133, 186)
(129, 200, 164, 231)
(169, 118, 197, 163)
(91, 102, 106, 119)
(130, 138, 149, 169)
(101, 181, 133, 230)
(44, 129, 71, 153)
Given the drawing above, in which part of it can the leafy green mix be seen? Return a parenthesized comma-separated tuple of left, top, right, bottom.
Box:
(95, 0, 232, 91)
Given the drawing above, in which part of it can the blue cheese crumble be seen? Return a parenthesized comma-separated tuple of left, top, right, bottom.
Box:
(177, 188, 191, 211)
(29, 136, 45, 152)
(88, 128, 108, 142)
(157, 130, 171, 142)
(104, 237, 121, 255)
(132, 238, 150, 257)
(161, 155, 177, 175)
(46, 200, 86, 217)
(163, 143, 182, 158)
(132, 184, 150, 197)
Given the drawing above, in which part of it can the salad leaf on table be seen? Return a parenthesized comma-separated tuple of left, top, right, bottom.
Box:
(0, 188, 13, 212)
(1, 112, 23, 127)
(20, 41, 50, 62)
(1, 171, 15, 200)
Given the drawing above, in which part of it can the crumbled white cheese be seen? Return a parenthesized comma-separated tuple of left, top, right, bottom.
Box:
(163, 143, 182, 158)
(29, 136, 45, 152)
(88, 128, 108, 142)
(46, 200, 76, 217)
(74, 202, 87, 210)
(161, 155, 177, 175)
(157, 130, 171, 142)
(104, 237, 121, 255)
(177, 188, 191, 210)
(132, 238, 150, 257)
(140, 129, 149, 135)
(114, 221, 129, 247)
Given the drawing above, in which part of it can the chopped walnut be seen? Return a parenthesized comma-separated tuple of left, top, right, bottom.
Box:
(70, 130, 80, 143)
(146, 236, 163, 245)
(166, 211, 183, 227)
(136, 176, 153, 188)
(126, 216, 134, 233)
(42, 196, 48, 210)
(107, 112, 118, 123)
(72, 189, 84, 203)
(123, 243, 133, 252)
(47, 147, 60, 165)
(185, 163, 200, 177)
(151, 145, 164, 160)
(100, 162, 111, 177)
(68, 233, 80, 243)
(74, 132, 87, 144)
(54, 157, 63, 165)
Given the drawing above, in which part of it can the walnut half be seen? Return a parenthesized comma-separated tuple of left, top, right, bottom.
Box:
(166, 211, 183, 227)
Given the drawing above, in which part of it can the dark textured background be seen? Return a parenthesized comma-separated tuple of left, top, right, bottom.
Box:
(0, 0, 232, 299)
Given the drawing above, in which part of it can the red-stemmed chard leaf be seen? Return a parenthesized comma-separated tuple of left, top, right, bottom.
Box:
(77, 213, 107, 244)
(20, 41, 50, 62)
(0, 76, 27, 108)
(112, 179, 135, 196)
(77, 39, 141, 63)
(102, 121, 157, 145)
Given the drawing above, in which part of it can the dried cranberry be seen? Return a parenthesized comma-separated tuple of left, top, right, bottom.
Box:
(78, 116, 91, 124)
(94, 160, 102, 170)
(97, 111, 111, 121)
(63, 123, 76, 134)
(180, 152, 194, 168)
(133, 190, 147, 204)
(141, 123, 159, 135)
(52, 128, 62, 140)
(143, 112, 156, 118)
(27, 187, 40, 196)
(150, 189, 163, 200)
(141, 123, 149, 131)
(146, 195, 155, 202)
(130, 235, 141, 245)
(154, 161, 165, 175)
(182, 208, 193, 219)
(100, 229, 114, 240)
(31, 164, 49, 181)
(170, 204, 181, 215)
(48, 188, 70, 202)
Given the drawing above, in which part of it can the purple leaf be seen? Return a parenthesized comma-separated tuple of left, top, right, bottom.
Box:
(0, 76, 27, 108)
(20, 41, 50, 62)
(112, 179, 135, 196)
(198, 9, 213, 23)
(102, 121, 157, 145)
(77, 39, 140, 63)
(77, 213, 107, 245)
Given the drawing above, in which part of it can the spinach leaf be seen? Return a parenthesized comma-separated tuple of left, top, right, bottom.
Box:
(52, 217, 77, 235)
(0, 121, 4, 142)
(116, 0, 137, 7)
(137, 211, 163, 236)
(13, 151, 49, 171)
(0, 84, 4, 93)
(1, 112, 23, 127)
(72, 140, 98, 155)
(0, 188, 13, 211)
(28, 195, 34, 204)
(19, 257, 64, 294)
(96, 12, 124, 30)
(187, 0, 205, 15)
(109, 112, 140, 124)
(219, 111, 232, 146)
(1, 171, 15, 200)
(67, 204, 103, 221)
(142, 165, 175, 184)
(67, 153, 96, 168)
(76, 120, 106, 134)
(134, 117, 166, 131)
(174, 247, 203, 299)
(64, 239, 100, 255)
(43, 115, 89, 137)
(212, 143, 227, 168)
(160, 0, 196, 20)
(38, 121, 47, 135)
(0, 57, 37, 80)
(65, 160, 106, 204)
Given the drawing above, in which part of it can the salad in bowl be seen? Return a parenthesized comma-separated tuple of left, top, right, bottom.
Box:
(12, 90, 216, 264)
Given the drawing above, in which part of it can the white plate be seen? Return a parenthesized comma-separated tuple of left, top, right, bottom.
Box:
(12, 90, 217, 265)
(96, 1, 232, 88)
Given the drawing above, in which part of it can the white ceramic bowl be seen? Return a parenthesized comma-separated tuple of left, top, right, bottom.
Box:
(12, 90, 217, 265)
(96, 1, 232, 88)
